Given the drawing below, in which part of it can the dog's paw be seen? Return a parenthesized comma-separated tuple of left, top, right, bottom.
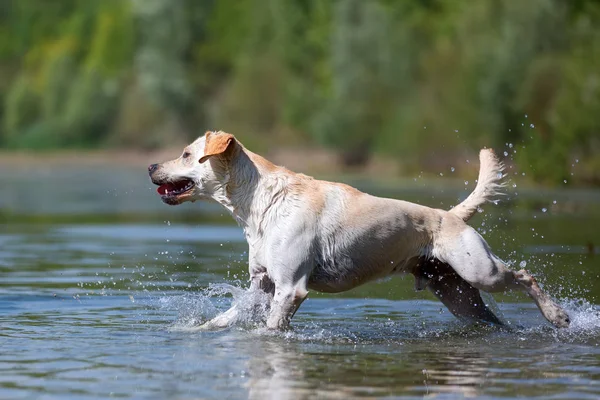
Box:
(168, 323, 209, 333)
(542, 302, 571, 329)
(168, 319, 227, 332)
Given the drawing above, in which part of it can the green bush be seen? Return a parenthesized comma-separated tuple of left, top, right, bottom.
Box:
(0, 0, 599, 185)
(4, 76, 40, 146)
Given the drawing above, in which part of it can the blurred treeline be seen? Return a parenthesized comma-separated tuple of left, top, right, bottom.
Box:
(0, 0, 599, 185)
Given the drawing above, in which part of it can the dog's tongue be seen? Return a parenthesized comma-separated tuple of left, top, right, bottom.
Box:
(157, 180, 189, 195)
(157, 182, 177, 195)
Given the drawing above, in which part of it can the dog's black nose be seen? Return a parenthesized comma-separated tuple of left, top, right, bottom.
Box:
(148, 164, 158, 174)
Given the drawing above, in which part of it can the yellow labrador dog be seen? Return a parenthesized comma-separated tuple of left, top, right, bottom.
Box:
(149, 131, 570, 330)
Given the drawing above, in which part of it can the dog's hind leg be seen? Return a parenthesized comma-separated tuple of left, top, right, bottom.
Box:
(413, 258, 503, 325)
(512, 268, 570, 328)
(436, 224, 570, 328)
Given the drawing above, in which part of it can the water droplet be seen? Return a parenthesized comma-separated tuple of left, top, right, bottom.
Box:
(450, 167, 455, 172)
(553, 200, 557, 204)
(439, 172, 444, 176)
(542, 208, 547, 213)
(529, 123, 535, 128)
(503, 151, 508, 156)
(563, 179, 567, 184)
(509, 143, 513, 148)
(464, 180, 469, 185)
(519, 261, 527, 268)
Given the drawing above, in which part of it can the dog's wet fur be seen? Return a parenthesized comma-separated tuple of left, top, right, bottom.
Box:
(149, 131, 570, 330)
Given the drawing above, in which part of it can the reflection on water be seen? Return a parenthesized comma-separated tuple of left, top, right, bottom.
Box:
(1, 166, 600, 398)
(4, 291, 599, 399)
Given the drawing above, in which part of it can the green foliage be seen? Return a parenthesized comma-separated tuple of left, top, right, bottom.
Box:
(4, 75, 40, 145)
(0, 0, 599, 184)
(0, 0, 131, 148)
(314, 0, 395, 165)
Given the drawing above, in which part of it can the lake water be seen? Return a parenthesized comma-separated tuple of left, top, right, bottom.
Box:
(1, 164, 600, 399)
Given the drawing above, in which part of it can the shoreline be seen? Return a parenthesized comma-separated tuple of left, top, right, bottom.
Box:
(0, 146, 481, 178)
(0, 148, 596, 189)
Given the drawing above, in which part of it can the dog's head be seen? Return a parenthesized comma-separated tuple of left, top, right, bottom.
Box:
(148, 131, 237, 205)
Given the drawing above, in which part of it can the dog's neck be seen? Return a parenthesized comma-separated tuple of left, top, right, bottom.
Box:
(210, 146, 289, 241)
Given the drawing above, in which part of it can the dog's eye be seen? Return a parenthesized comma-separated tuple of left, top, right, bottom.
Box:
(182, 152, 191, 159)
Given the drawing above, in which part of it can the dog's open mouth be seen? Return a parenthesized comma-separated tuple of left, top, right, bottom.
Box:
(156, 179, 195, 200)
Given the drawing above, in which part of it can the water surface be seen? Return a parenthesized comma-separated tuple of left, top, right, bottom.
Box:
(1, 165, 600, 399)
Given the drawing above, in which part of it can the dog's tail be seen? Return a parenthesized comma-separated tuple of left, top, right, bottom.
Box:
(449, 148, 505, 222)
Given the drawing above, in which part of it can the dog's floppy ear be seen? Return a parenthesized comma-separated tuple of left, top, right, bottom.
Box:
(199, 131, 235, 163)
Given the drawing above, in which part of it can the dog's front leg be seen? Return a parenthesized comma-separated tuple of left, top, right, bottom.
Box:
(201, 271, 275, 330)
(266, 284, 308, 330)
(201, 304, 240, 329)
(263, 230, 314, 330)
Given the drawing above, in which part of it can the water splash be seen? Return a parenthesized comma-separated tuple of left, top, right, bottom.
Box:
(557, 299, 600, 339)
(161, 283, 272, 331)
